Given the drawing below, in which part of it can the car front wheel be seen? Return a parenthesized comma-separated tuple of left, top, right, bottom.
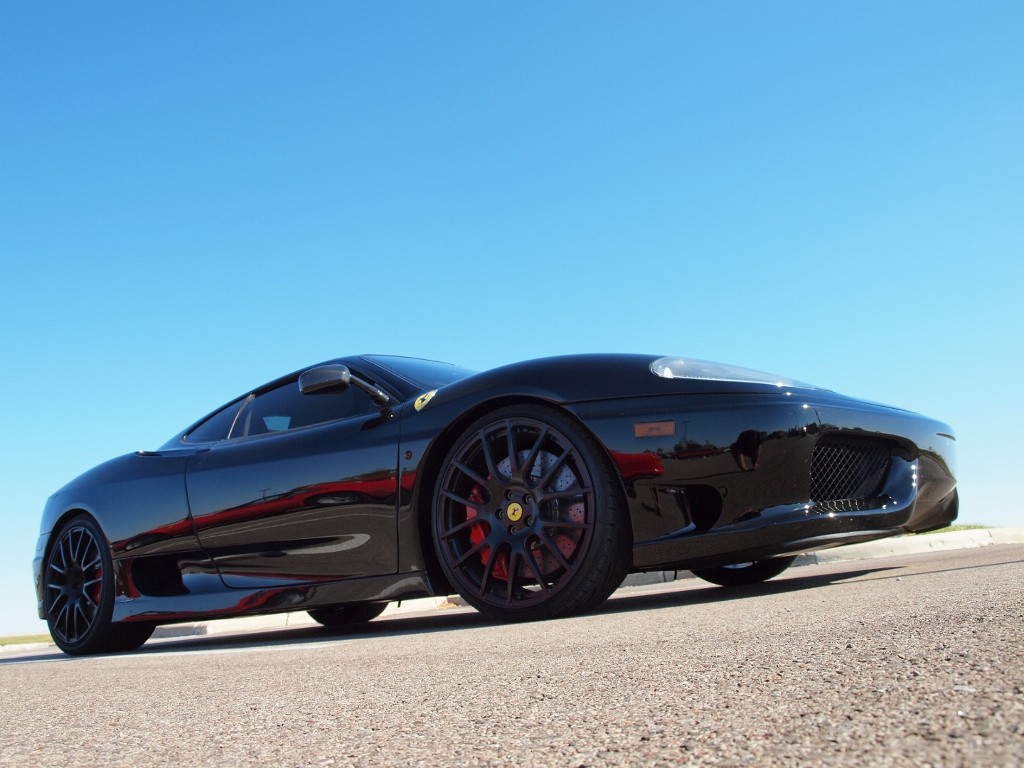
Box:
(43, 515, 154, 655)
(433, 404, 630, 622)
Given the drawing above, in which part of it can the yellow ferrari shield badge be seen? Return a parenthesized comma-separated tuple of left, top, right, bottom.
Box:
(414, 390, 437, 412)
(506, 502, 524, 522)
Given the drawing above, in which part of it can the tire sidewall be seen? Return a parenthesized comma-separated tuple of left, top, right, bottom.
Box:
(432, 403, 626, 620)
(44, 514, 116, 655)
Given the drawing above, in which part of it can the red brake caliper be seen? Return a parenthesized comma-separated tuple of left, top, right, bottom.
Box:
(467, 484, 510, 581)
(465, 459, 586, 582)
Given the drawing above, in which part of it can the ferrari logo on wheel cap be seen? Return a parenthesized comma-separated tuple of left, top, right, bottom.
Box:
(506, 502, 524, 522)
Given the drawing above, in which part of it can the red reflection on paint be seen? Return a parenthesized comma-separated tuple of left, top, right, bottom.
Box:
(609, 451, 665, 483)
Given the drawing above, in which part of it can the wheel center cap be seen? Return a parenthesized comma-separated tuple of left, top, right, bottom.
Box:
(506, 502, 524, 523)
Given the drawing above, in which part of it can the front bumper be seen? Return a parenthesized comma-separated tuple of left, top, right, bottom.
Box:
(569, 390, 957, 571)
(632, 456, 958, 570)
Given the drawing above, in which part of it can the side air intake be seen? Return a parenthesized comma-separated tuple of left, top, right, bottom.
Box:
(809, 435, 891, 511)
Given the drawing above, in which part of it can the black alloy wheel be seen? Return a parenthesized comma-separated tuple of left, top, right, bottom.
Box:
(433, 404, 630, 622)
(44, 515, 154, 655)
(308, 602, 389, 627)
(690, 556, 797, 587)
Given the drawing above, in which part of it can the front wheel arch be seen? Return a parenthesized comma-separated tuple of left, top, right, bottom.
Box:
(412, 397, 631, 596)
(42, 513, 154, 655)
(429, 402, 632, 621)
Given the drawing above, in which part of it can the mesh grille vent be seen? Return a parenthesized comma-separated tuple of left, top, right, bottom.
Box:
(809, 436, 890, 503)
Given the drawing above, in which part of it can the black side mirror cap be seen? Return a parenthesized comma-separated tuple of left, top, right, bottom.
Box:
(298, 364, 391, 407)
(298, 364, 352, 394)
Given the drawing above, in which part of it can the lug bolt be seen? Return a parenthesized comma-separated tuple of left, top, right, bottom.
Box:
(524, 494, 533, 504)
(526, 516, 534, 526)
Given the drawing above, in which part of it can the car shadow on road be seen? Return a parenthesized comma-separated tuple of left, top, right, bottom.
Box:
(2, 562, 912, 663)
(0, 611, 499, 664)
(162, 564, 909, 653)
(597, 564, 902, 616)
(135, 611, 499, 658)
(11, 554, 1021, 664)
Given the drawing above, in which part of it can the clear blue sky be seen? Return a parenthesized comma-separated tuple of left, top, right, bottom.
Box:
(2, 2, 1021, 636)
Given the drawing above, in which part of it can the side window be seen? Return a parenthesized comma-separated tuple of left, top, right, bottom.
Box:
(184, 401, 244, 443)
(230, 379, 373, 439)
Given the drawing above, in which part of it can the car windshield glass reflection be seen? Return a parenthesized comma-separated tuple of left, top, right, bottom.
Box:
(365, 355, 475, 389)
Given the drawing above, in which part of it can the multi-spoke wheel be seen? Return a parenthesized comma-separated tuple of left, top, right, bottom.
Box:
(433, 404, 630, 622)
(690, 556, 797, 587)
(308, 602, 388, 628)
(43, 515, 154, 655)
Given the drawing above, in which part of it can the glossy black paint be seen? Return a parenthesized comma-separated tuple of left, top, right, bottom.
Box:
(566, 388, 957, 569)
(185, 410, 400, 587)
(34, 353, 957, 634)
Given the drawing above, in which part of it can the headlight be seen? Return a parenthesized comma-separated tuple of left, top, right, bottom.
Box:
(650, 356, 813, 389)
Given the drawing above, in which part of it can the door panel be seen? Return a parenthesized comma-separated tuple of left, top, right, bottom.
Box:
(185, 412, 401, 587)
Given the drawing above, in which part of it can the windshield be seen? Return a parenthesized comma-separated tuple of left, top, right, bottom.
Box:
(363, 355, 476, 390)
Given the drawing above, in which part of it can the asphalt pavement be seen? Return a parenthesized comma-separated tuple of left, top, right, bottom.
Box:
(2, 543, 1021, 766)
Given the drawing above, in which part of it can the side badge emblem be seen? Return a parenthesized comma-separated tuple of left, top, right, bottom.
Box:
(414, 390, 438, 412)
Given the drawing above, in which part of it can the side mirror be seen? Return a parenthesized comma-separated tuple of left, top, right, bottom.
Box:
(298, 364, 351, 394)
(298, 364, 391, 406)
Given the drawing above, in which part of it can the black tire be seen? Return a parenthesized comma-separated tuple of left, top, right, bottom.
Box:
(691, 556, 797, 587)
(432, 404, 631, 622)
(308, 602, 388, 627)
(43, 515, 155, 655)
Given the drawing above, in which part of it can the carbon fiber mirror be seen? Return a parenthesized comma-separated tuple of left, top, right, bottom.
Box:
(298, 364, 352, 394)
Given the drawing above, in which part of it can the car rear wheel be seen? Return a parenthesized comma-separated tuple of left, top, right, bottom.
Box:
(433, 404, 630, 622)
(308, 602, 388, 627)
(691, 556, 797, 587)
(43, 515, 154, 655)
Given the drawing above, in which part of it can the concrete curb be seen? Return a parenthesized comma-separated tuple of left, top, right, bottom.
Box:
(0, 642, 52, 653)
(7, 527, 1022, 650)
(793, 526, 1024, 566)
(149, 596, 461, 639)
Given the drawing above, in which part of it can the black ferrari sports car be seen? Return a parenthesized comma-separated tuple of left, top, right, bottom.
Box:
(35, 354, 958, 655)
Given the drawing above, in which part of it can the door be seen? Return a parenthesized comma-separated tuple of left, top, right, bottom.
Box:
(184, 376, 401, 588)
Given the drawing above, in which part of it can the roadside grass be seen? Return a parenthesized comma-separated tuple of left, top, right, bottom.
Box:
(0, 634, 51, 646)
